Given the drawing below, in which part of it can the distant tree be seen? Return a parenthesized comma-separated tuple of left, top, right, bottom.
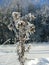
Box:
(28, 3, 36, 14)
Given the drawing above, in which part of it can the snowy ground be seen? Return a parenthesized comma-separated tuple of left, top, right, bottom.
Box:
(0, 43, 49, 65)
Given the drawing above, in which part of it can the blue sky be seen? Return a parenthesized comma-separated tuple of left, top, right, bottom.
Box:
(0, 0, 4, 5)
(0, 0, 10, 5)
(0, 0, 49, 7)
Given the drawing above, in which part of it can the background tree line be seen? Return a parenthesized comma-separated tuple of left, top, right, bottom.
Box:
(0, 2, 49, 44)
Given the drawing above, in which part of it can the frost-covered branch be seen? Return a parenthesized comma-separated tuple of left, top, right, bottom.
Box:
(12, 11, 35, 65)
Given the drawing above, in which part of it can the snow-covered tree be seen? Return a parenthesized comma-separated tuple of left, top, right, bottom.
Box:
(12, 12, 35, 65)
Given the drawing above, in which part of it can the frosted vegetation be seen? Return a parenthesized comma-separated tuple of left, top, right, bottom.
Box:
(0, 0, 49, 65)
(0, 0, 49, 44)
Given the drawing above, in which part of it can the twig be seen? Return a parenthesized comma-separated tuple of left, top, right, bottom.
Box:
(2, 39, 11, 45)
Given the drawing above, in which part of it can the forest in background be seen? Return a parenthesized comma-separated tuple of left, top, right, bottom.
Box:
(0, 0, 49, 44)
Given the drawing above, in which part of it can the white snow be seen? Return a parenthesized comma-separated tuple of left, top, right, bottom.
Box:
(0, 43, 49, 65)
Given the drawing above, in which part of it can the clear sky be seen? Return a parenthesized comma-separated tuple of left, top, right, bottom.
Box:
(0, 0, 49, 7)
